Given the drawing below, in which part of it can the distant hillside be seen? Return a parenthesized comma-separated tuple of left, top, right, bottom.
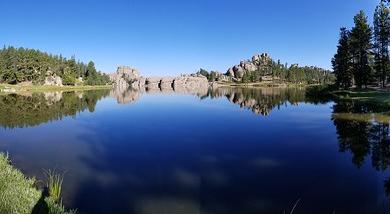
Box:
(198, 53, 335, 85)
(0, 46, 110, 86)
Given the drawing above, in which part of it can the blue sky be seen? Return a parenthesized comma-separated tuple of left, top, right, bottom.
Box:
(1, 0, 378, 75)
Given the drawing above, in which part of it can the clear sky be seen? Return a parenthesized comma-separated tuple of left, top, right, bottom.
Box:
(1, 0, 378, 75)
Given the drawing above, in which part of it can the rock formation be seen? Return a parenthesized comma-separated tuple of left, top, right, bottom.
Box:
(225, 53, 274, 81)
(110, 66, 210, 92)
(110, 66, 140, 89)
(44, 71, 63, 86)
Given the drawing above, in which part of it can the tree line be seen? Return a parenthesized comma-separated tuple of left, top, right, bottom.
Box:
(0, 46, 111, 85)
(198, 62, 334, 85)
(333, 1, 390, 89)
(240, 62, 335, 84)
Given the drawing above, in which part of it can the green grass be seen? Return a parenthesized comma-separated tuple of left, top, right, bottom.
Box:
(0, 153, 75, 214)
(332, 89, 390, 105)
(332, 112, 390, 123)
(44, 170, 64, 203)
(0, 153, 41, 214)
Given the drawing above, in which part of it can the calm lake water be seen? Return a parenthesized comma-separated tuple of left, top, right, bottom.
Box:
(0, 87, 389, 214)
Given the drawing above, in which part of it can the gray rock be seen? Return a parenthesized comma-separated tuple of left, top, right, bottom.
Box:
(44, 75, 63, 86)
(110, 66, 139, 89)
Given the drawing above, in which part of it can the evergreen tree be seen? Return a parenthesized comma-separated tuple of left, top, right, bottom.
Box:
(0, 46, 110, 85)
(374, 1, 390, 88)
(350, 11, 373, 88)
(332, 27, 353, 89)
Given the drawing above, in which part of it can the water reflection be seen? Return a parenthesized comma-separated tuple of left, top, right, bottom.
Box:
(0, 87, 309, 129)
(206, 87, 306, 115)
(0, 90, 110, 128)
(331, 100, 390, 194)
(1, 87, 390, 213)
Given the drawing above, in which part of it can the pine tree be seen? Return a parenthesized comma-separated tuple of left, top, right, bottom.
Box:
(350, 11, 373, 88)
(332, 27, 353, 89)
(374, 1, 390, 88)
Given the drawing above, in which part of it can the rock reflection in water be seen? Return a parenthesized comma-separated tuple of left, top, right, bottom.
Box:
(112, 86, 307, 116)
(207, 87, 306, 116)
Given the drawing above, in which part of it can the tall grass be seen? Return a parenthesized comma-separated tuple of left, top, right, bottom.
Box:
(44, 169, 64, 202)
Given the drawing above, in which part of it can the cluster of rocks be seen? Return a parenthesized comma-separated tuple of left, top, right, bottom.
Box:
(110, 66, 210, 92)
(44, 71, 63, 86)
(109, 66, 140, 90)
(225, 53, 274, 81)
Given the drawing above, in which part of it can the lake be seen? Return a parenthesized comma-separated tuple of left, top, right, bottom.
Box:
(0, 87, 389, 214)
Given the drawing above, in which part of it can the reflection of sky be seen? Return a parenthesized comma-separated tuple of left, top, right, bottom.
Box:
(0, 93, 388, 213)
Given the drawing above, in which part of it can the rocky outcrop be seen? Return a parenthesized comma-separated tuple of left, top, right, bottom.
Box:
(172, 75, 209, 89)
(225, 53, 274, 81)
(44, 71, 63, 86)
(160, 77, 175, 90)
(145, 77, 162, 89)
(110, 66, 140, 89)
(110, 66, 210, 92)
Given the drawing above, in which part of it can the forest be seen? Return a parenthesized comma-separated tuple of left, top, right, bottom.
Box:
(198, 56, 335, 85)
(0, 46, 111, 86)
(333, 1, 390, 89)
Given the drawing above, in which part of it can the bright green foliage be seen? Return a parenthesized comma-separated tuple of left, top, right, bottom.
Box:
(197, 68, 219, 81)
(46, 197, 76, 214)
(84, 61, 110, 85)
(332, 27, 353, 89)
(0, 46, 111, 86)
(349, 11, 373, 88)
(374, 1, 390, 88)
(0, 153, 41, 214)
(44, 170, 64, 203)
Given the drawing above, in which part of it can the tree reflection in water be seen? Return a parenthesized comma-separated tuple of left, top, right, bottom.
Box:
(0, 90, 110, 128)
(206, 87, 307, 116)
(332, 100, 390, 194)
(2, 86, 390, 195)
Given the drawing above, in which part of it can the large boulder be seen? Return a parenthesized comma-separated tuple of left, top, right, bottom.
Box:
(145, 77, 162, 89)
(44, 72, 63, 86)
(160, 77, 175, 90)
(110, 66, 139, 89)
(173, 75, 209, 90)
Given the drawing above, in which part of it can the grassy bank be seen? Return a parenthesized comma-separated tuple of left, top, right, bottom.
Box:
(332, 89, 390, 106)
(0, 153, 75, 214)
(0, 83, 112, 94)
(307, 85, 390, 105)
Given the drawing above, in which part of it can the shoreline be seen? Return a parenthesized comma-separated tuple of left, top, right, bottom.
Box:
(0, 153, 74, 214)
(0, 84, 113, 94)
(307, 85, 390, 107)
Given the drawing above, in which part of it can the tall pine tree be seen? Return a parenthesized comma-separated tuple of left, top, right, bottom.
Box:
(374, 1, 390, 88)
(332, 27, 353, 89)
(350, 11, 373, 88)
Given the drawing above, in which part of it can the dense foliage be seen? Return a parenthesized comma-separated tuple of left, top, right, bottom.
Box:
(0, 46, 111, 85)
(333, 1, 390, 89)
